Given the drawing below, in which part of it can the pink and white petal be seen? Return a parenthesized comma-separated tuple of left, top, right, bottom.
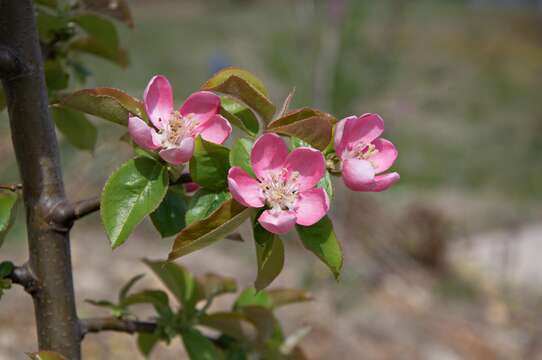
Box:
(228, 167, 265, 208)
(334, 115, 357, 157)
(158, 137, 194, 165)
(144, 75, 173, 129)
(258, 210, 297, 235)
(128, 116, 160, 150)
(194, 114, 232, 144)
(251, 133, 289, 181)
(342, 158, 375, 191)
(294, 188, 329, 226)
(364, 172, 400, 192)
(339, 114, 384, 158)
(179, 91, 220, 124)
(284, 147, 325, 191)
(370, 138, 398, 174)
(183, 182, 200, 194)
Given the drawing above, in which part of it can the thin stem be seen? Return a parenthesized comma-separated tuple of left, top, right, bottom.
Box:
(80, 318, 157, 338)
(0, 184, 22, 192)
(72, 196, 100, 220)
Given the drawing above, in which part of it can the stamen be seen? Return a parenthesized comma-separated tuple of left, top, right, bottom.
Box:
(260, 168, 300, 212)
(158, 112, 200, 148)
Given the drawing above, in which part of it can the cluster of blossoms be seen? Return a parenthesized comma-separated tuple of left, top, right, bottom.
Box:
(129, 75, 399, 234)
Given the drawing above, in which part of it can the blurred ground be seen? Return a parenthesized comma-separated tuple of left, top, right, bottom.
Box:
(2, 0, 542, 359)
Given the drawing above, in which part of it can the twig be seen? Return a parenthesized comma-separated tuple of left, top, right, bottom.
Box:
(0, 184, 22, 192)
(80, 318, 157, 338)
(7, 263, 40, 295)
(72, 196, 100, 220)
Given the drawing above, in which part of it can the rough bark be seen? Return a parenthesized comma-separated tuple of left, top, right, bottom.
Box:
(0, 0, 81, 358)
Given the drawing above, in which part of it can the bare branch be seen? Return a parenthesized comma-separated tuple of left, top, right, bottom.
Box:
(72, 196, 100, 220)
(80, 318, 156, 338)
(0, 184, 22, 192)
(6, 263, 40, 295)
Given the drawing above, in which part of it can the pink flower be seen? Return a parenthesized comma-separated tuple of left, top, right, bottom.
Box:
(128, 75, 232, 165)
(334, 114, 399, 192)
(228, 133, 329, 235)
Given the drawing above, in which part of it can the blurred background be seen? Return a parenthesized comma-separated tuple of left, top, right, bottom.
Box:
(2, 0, 542, 358)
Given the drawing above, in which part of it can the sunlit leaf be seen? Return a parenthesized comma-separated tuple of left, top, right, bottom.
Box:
(253, 224, 284, 291)
(54, 87, 145, 125)
(234, 288, 272, 310)
(189, 136, 230, 191)
(101, 157, 168, 249)
(229, 138, 255, 178)
(52, 108, 97, 152)
(266, 108, 335, 151)
(185, 189, 230, 225)
(296, 216, 342, 280)
(26, 351, 68, 360)
(266, 289, 313, 308)
(0, 191, 18, 248)
(202, 68, 275, 122)
(220, 97, 259, 136)
(150, 189, 187, 238)
(121, 289, 171, 315)
(169, 200, 253, 260)
(181, 328, 223, 360)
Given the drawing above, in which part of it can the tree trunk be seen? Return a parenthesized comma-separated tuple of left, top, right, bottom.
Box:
(0, 0, 81, 358)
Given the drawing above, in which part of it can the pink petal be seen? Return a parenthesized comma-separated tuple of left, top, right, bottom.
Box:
(179, 91, 220, 124)
(128, 116, 160, 150)
(342, 158, 375, 191)
(227, 167, 265, 208)
(334, 115, 357, 157)
(258, 210, 297, 235)
(158, 137, 194, 165)
(251, 133, 289, 181)
(370, 138, 398, 174)
(337, 114, 384, 158)
(194, 114, 232, 144)
(144, 75, 173, 129)
(354, 172, 400, 192)
(183, 182, 199, 194)
(284, 147, 325, 191)
(294, 188, 329, 226)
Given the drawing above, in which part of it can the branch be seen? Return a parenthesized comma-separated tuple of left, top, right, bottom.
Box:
(72, 196, 100, 220)
(0, 184, 22, 192)
(0, 46, 21, 78)
(80, 318, 156, 338)
(7, 263, 40, 295)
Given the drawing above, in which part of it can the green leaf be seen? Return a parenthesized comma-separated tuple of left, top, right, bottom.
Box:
(36, 12, 69, 42)
(234, 288, 272, 310)
(0, 261, 14, 279)
(181, 328, 223, 360)
(199, 312, 256, 342)
(52, 107, 97, 152)
(137, 332, 160, 358)
(45, 59, 70, 92)
(296, 216, 343, 280)
(119, 273, 145, 301)
(72, 13, 119, 50)
(318, 170, 333, 200)
(238, 306, 282, 344)
(101, 157, 168, 249)
(229, 138, 255, 177)
(150, 189, 187, 238)
(26, 351, 68, 360)
(80, 0, 134, 28)
(69, 37, 129, 67)
(54, 87, 145, 125)
(169, 200, 253, 260)
(189, 136, 231, 191)
(143, 259, 197, 309)
(266, 108, 335, 150)
(185, 189, 231, 225)
(202, 68, 275, 122)
(0, 191, 18, 248)
(220, 97, 259, 136)
(266, 289, 313, 308)
(84, 299, 115, 308)
(253, 224, 284, 291)
(195, 273, 237, 302)
(121, 289, 170, 313)
(35, 0, 58, 8)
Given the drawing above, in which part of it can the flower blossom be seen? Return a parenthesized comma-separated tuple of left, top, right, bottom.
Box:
(334, 113, 399, 192)
(128, 75, 232, 165)
(228, 133, 329, 234)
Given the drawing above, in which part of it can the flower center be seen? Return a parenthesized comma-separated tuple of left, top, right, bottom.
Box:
(348, 141, 379, 160)
(260, 169, 300, 213)
(160, 112, 199, 148)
